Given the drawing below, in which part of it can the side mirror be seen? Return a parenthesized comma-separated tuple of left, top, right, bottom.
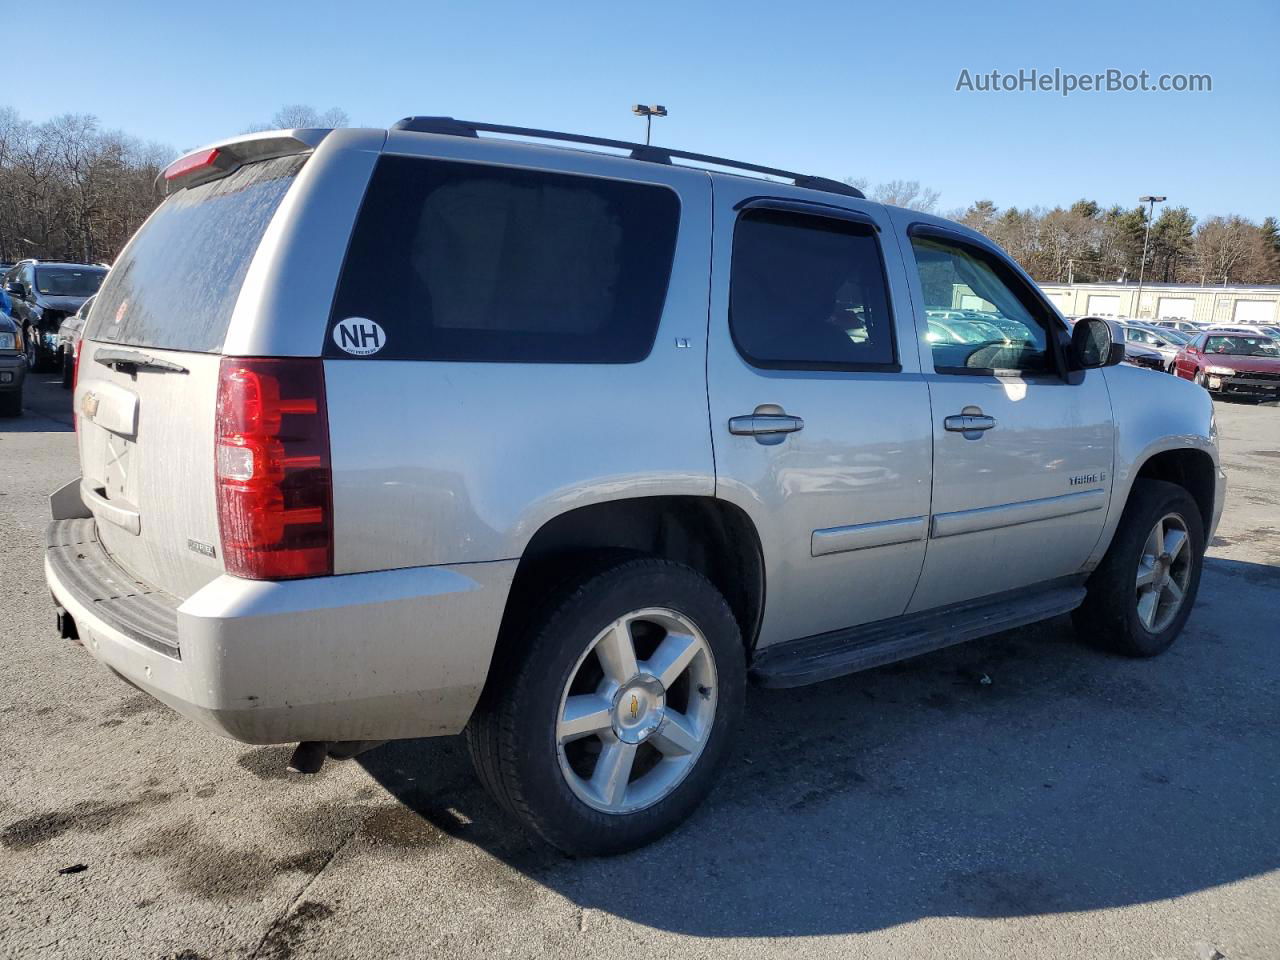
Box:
(4, 282, 23, 297)
(1070, 316, 1124, 369)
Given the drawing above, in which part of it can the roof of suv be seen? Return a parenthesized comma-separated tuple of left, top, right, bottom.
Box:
(389, 116, 865, 201)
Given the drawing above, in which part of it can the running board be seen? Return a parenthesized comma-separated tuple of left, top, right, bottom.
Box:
(750, 584, 1087, 689)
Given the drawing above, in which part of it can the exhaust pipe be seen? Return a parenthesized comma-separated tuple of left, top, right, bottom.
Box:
(287, 739, 388, 774)
(288, 741, 328, 775)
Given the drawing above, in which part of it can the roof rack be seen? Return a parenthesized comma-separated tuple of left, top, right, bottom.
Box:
(391, 116, 865, 200)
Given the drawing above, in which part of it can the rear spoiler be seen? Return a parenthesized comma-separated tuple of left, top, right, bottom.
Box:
(158, 128, 331, 194)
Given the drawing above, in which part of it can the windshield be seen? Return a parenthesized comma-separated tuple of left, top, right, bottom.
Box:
(1204, 335, 1278, 357)
(35, 267, 106, 298)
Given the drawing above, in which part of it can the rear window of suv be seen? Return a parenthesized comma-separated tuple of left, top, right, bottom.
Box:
(325, 155, 680, 363)
(92, 155, 305, 352)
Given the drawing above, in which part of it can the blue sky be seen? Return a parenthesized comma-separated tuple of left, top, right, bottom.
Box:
(14, 0, 1279, 220)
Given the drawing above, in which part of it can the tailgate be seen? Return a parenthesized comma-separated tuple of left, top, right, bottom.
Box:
(75, 343, 223, 597)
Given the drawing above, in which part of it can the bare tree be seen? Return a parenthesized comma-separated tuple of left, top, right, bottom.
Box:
(245, 104, 350, 133)
(843, 177, 940, 213)
(871, 179, 940, 214)
(1198, 218, 1269, 288)
(0, 106, 171, 264)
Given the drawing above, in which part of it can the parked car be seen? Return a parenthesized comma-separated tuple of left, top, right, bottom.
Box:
(56, 295, 94, 389)
(1150, 318, 1206, 335)
(45, 119, 1224, 856)
(1174, 332, 1280, 400)
(1120, 337, 1167, 372)
(2, 259, 108, 371)
(0, 311, 25, 416)
(1120, 322, 1183, 372)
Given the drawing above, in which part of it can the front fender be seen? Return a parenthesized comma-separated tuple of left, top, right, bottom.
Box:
(1084, 364, 1220, 569)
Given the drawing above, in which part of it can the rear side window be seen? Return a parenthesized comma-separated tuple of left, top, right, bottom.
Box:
(326, 156, 680, 363)
(730, 208, 897, 370)
(93, 155, 305, 353)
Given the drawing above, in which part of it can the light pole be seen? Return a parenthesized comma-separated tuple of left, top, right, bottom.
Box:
(632, 104, 667, 145)
(1134, 194, 1166, 319)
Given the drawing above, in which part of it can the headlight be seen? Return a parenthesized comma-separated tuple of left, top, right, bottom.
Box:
(1205, 365, 1236, 375)
(0, 332, 14, 350)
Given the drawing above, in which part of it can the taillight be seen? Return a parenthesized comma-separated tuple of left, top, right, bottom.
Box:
(215, 357, 333, 580)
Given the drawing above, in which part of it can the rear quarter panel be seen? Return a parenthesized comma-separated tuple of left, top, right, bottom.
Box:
(324, 137, 716, 572)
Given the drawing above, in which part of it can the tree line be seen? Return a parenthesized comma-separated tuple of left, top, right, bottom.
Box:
(3, 103, 1277, 290)
(852, 177, 1280, 287)
(0, 104, 348, 266)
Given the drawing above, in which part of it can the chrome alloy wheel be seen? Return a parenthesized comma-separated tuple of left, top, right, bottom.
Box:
(1135, 512, 1192, 633)
(555, 608, 717, 815)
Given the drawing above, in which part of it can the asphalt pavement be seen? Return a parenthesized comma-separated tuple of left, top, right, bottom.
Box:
(1, 371, 1277, 960)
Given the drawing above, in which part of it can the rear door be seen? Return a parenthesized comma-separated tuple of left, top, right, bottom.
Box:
(895, 217, 1114, 611)
(708, 180, 934, 649)
(75, 152, 313, 598)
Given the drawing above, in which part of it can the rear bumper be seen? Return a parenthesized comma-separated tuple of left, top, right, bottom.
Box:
(0, 353, 25, 391)
(45, 517, 517, 745)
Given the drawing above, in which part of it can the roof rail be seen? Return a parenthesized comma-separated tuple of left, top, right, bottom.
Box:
(391, 116, 865, 200)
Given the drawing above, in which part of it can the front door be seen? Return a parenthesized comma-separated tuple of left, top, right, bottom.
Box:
(707, 181, 934, 648)
(895, 218, 1115, 611)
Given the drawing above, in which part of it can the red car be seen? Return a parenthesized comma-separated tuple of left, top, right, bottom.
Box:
(1173, 332, 1280, 400)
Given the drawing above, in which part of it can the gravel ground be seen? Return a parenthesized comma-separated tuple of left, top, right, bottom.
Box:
(1, 372, 1276, 960)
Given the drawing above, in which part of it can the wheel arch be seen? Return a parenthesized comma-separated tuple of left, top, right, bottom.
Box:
(495, 495, 766, 659)
(1133, 448, 1216, 532)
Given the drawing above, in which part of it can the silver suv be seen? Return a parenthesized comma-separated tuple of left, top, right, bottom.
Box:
(45, 119, 1225, 856)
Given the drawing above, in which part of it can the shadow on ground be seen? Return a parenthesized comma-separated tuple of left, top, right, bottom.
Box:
(358, 556, 1280, 938)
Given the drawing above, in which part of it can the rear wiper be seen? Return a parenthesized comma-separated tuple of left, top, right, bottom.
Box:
(93, 348, 189, 375)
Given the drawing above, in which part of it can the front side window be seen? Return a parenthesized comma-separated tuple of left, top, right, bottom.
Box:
(910, 235, 1052, 374)
(729, 208, 896, 370)
(327, 156, 680, 363)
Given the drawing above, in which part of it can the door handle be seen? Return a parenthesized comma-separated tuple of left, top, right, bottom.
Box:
(729, 411, 804, 445)
(944, 413, 996, 437)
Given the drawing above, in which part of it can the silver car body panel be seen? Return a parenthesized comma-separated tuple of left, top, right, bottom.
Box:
(326, 132, 717, 573)
(46, 545, 517, 743)
(1084, 362, 1223, 568)
(707, 175, 935, 647)
(75, 346, 226, 597)
(224, 128, 386, 358)
(885, 208, 1118, 612)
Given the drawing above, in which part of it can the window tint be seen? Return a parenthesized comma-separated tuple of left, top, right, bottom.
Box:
(729, 209, 896, 370)
(327, 156, 680, 363)
(910, 236, 1051, 373)
(94, 155, 305, 353)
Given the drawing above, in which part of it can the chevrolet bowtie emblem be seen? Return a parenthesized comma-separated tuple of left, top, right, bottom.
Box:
(81, 392, 99, 419)
(630, 694, 639, 719)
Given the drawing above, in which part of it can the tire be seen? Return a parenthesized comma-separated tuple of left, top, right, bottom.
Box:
(1073, 479, 1204, 657)
(24, 326, 52, 373)
(467, 557, 745, 856)
(23, 326, 38, 370)
(0, 387, 21, 417)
